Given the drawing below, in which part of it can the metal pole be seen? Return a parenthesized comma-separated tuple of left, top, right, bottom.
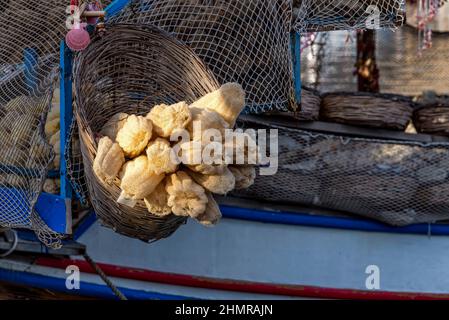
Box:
(291, 32, 302, 110)
(59, 40, 73, 234)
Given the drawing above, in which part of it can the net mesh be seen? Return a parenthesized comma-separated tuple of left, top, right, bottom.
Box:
(31, 210, 64, 249)
(301, 27, 449, 95)
(237, 119, 449, 226)
(293, 0, 405, 32)
(0, 0, 71, 244)
(0, 87, 57, 240)
(65, 117, 89, 206)
(109, 0, 296, 113)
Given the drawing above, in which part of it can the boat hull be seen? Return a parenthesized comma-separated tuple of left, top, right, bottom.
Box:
(2, 213, 449, 300)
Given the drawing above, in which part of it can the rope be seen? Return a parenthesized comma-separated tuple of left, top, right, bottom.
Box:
(0, 229, 18, 258)
(83, 252, 127, 300)
(0, 229, 126, 299)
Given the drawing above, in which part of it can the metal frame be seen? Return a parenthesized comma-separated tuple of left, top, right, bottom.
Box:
(31, 42, 73, 235)
(291, 32, 302, 106)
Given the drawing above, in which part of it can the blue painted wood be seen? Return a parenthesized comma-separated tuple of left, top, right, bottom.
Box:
(46, 40, 73, 235)
(24, 48, 38, 92)
(220, 205, 449, 236)
(0, 267, 192, 300)
(0, 187, 67, 234)
(71, 202, 449, 240)
(105, 0, 132, 18)
(35, 193, 69, 234)
(59, 41, 72, 202)
(6, 43, 73, 235)
(32, 0, 138, 236)
(290, 32, 301, 106)
(73, 211, 97, 240)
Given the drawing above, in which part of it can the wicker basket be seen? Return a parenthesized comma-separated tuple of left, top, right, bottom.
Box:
(414, 98, 449, 136)
(74, 24, 220, 242)
(266, 86, 321, 121)
(321, 92, 413, 130)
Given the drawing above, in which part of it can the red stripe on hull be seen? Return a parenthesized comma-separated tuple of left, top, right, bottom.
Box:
(35, 258, 449, 300)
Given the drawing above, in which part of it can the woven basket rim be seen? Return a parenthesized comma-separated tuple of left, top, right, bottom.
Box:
(414, 99, 449, 112)
(301, 85, 321, 96)
(322, 91, 413, 105)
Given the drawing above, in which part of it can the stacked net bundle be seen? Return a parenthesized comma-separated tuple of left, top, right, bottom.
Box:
(109, 0, 296, 113)
(236, 118, 449, 226)
(293, 0, 405, 33)
(301, 27, 449, 95)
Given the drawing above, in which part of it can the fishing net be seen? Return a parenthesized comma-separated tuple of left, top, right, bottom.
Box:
(237, 117, 449, 226)
(65, 117, 89, 206)
(0, 86, 60, 246)
(31, 210, 64, 249)
(109, 0, 296, 113)
(293, 0, 405, 33)
(0, 0, 73, 246)
(0, 0, 66, 93)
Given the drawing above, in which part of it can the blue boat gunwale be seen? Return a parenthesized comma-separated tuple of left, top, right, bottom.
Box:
(66, 205, 449, 241)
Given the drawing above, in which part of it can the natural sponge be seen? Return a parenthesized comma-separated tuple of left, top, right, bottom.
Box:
(116, 115, 152, 158)
(144, 180, 172, 217)
(187, 167, 236, 195)
(119, 155, 165, 201)
(100, 112, 129, 141)
(146, 102, 192, 138)
(93, 136, 125, 183)
(166, 171, 208, 218)
(190, 83, 245, 127)
(146, 138, 178, 175)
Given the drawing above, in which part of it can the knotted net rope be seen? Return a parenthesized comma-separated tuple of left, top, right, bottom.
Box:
(109, 0, 296, 113)
(293, 0, 405, 33)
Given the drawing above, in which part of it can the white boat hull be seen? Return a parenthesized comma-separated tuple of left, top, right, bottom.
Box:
(2, 205, 449, 299)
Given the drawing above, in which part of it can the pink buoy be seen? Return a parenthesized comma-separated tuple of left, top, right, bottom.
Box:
(66, 22, 90, 51)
